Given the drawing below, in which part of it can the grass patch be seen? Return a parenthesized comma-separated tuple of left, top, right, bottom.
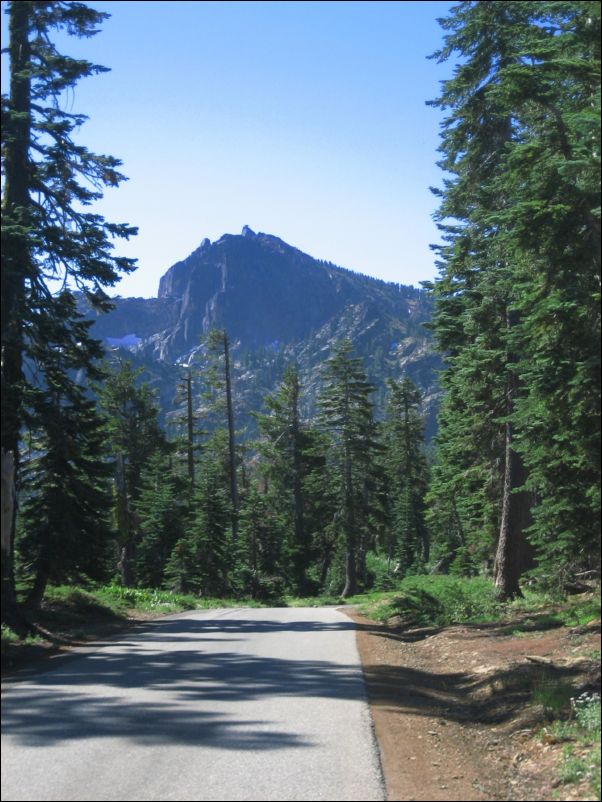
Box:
(532, 673, 575, 718)
(94, 584, 199, 614)
(284, 594, 346, 607)
(1, 623, 20, 653)
(46, 584, 269, 620)
(40, 585, 128, 627)
(543, 693, 601, 800)
(510, 593, 600, 625)
(505, 613, 565, 635)
(558, 597, 601, 628)
(502, 594, 600, 636)
(355, 575, 503, 627)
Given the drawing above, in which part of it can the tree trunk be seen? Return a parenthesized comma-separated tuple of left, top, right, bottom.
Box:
(1, 450, 15, 560)
(185, 372, 195, 489)
(223, 333, 239, 541)
(493, 418, 531, 599)
(341, 547, 357, 599)
(1, 449, 27, 633)
(319, 548, 332, 589)
(421, 525, 430, 566)
(493, 310, 533, 600)
(118, 540, 136, 588)
(24, 553, 50, 613)
(341, 441, 357, 598)
(115, 453, 135, 586)
(1, 3, 31, 631)
(291, 372, 308, 590)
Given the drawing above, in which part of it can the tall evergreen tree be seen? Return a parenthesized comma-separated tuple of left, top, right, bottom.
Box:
(17, 294, 114, 608)
(135, 450, 189, 588)
(318, 341, 378, 597)
(171, 367, 204, 490)
(236, 485, 285, 600)
(1, 1, 136, 626)
(428, 1, 600, 594)
(255, 366, 311, 592)
(383, 377, 429, 575)
(203, 329, 240, 542)
(164, 444, 231, 596)
(99, 360, 165, 586)
(296, 426, 338, 592)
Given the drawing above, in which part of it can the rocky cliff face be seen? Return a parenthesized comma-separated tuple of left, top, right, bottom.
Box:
(86, 227, 442, 437)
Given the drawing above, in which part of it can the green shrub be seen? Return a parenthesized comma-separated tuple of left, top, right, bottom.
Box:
(96, 584, 198, 611)
(365, 551, 398, 591)
(1, 623, 19, 652)
(357, 574, 504, 626)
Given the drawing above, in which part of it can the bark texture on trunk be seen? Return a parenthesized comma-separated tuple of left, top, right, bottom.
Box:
(494, 419, 531, 599)
(1, 3, 31, 631)
(223, 333, 239, 542)
(185, 372, 195, 489)
(341, 441, 357, 598)
(1, 449, 23, 631)
(493, 309, 534, 600)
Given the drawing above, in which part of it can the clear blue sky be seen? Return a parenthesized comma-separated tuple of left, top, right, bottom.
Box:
(2, 1, 455, 298)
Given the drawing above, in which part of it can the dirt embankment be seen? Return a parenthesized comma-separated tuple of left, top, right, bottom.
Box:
(347, 609, 601, 802)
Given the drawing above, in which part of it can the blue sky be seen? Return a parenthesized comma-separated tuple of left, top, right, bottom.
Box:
(2, 0, 455, 298)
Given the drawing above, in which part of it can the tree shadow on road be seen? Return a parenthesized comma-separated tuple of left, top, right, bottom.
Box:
(2, 615, 365, 751)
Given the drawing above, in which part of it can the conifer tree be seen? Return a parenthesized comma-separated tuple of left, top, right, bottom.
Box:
(17, 295, 114, 608)
(318, 341, 378, 597)
(135, 450, 189, 588)
(255, 366, 312, 592)
(1, 1, 136, 625)
(428, 1, 600, 593)
(383, 377, 429, 575)
(296, 426, 338, 592)
(99, 360, 165, 586)
(171, 367, 204, 490)
(203, 330, 240, 542)
(236, 485, 285, 600)
(165, 447, 231, 596)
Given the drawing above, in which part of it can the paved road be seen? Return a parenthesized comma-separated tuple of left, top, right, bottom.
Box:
(1, 607, 384, 801)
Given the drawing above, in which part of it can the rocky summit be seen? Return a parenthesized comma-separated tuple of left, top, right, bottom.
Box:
(84, 227, 442, 436)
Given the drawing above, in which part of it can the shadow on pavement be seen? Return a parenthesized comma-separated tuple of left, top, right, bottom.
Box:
(2, 615, 363, 751)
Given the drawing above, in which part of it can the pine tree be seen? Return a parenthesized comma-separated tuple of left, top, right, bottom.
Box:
(428, 1, 600, 594)
(171, 367, 205, 490)
(255, 366, 311, 592)
(135, 450, 189, 588)
(1, 1, 136, 626)
(99, 360, 165, 586)
(17, 295, 114, 608)
(203, 330, 240, 542)
(297, 426, 338, 592)
(428, 2, 529, 598)
(318, 341, 379, 597)
(236, 485, 285, 601)
(499, 5, 601, 583)
(165, 451, 231, 596)
(383, 377, 429, 576)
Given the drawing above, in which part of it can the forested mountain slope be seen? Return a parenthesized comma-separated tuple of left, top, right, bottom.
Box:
(83, 227, 441, 435)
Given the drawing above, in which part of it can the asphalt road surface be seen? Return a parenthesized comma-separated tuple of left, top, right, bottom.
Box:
(1, 606, 385, 801)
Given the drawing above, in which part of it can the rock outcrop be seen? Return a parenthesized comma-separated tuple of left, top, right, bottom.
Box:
(84, 228, 442, 436)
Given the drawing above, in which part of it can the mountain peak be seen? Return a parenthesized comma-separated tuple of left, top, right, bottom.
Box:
(87, 228, 440, 436)
(155, 227, 431, 356)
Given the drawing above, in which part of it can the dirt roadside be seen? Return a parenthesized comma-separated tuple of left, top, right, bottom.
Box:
(345, 608, 601, 802)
